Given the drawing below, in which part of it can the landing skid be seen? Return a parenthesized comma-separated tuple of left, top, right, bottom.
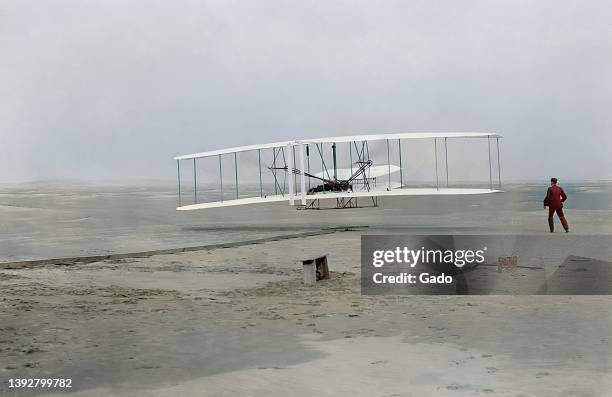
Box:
(296, 196, 378, 210)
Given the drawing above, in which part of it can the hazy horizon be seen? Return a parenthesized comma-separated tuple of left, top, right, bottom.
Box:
(1, 178, 611, 189)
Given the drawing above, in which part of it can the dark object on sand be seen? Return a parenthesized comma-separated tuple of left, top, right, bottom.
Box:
(302, 254, 330, 285)
(497, 256, 518, 272)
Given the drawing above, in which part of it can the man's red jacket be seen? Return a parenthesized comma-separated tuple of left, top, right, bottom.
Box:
(544, 185, 567, 209)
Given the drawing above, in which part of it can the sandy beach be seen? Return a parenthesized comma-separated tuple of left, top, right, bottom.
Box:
(2, 229, 612, 396)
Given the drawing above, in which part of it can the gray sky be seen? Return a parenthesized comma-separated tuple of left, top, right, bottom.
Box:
(2, 0, 611, 183)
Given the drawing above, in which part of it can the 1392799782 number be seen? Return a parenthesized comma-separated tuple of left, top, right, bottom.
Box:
(8, 378, 72, 388)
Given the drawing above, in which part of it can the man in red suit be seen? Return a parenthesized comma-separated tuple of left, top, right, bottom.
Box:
(543, 177, 569, 233)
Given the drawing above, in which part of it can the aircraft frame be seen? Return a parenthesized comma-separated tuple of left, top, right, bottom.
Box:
(173, 132, 503, 210)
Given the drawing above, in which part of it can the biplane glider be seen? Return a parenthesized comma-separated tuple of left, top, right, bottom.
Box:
(174, 132, 502, 210)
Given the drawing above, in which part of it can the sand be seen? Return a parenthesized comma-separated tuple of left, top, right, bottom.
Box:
(1, 230, 612, 396)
